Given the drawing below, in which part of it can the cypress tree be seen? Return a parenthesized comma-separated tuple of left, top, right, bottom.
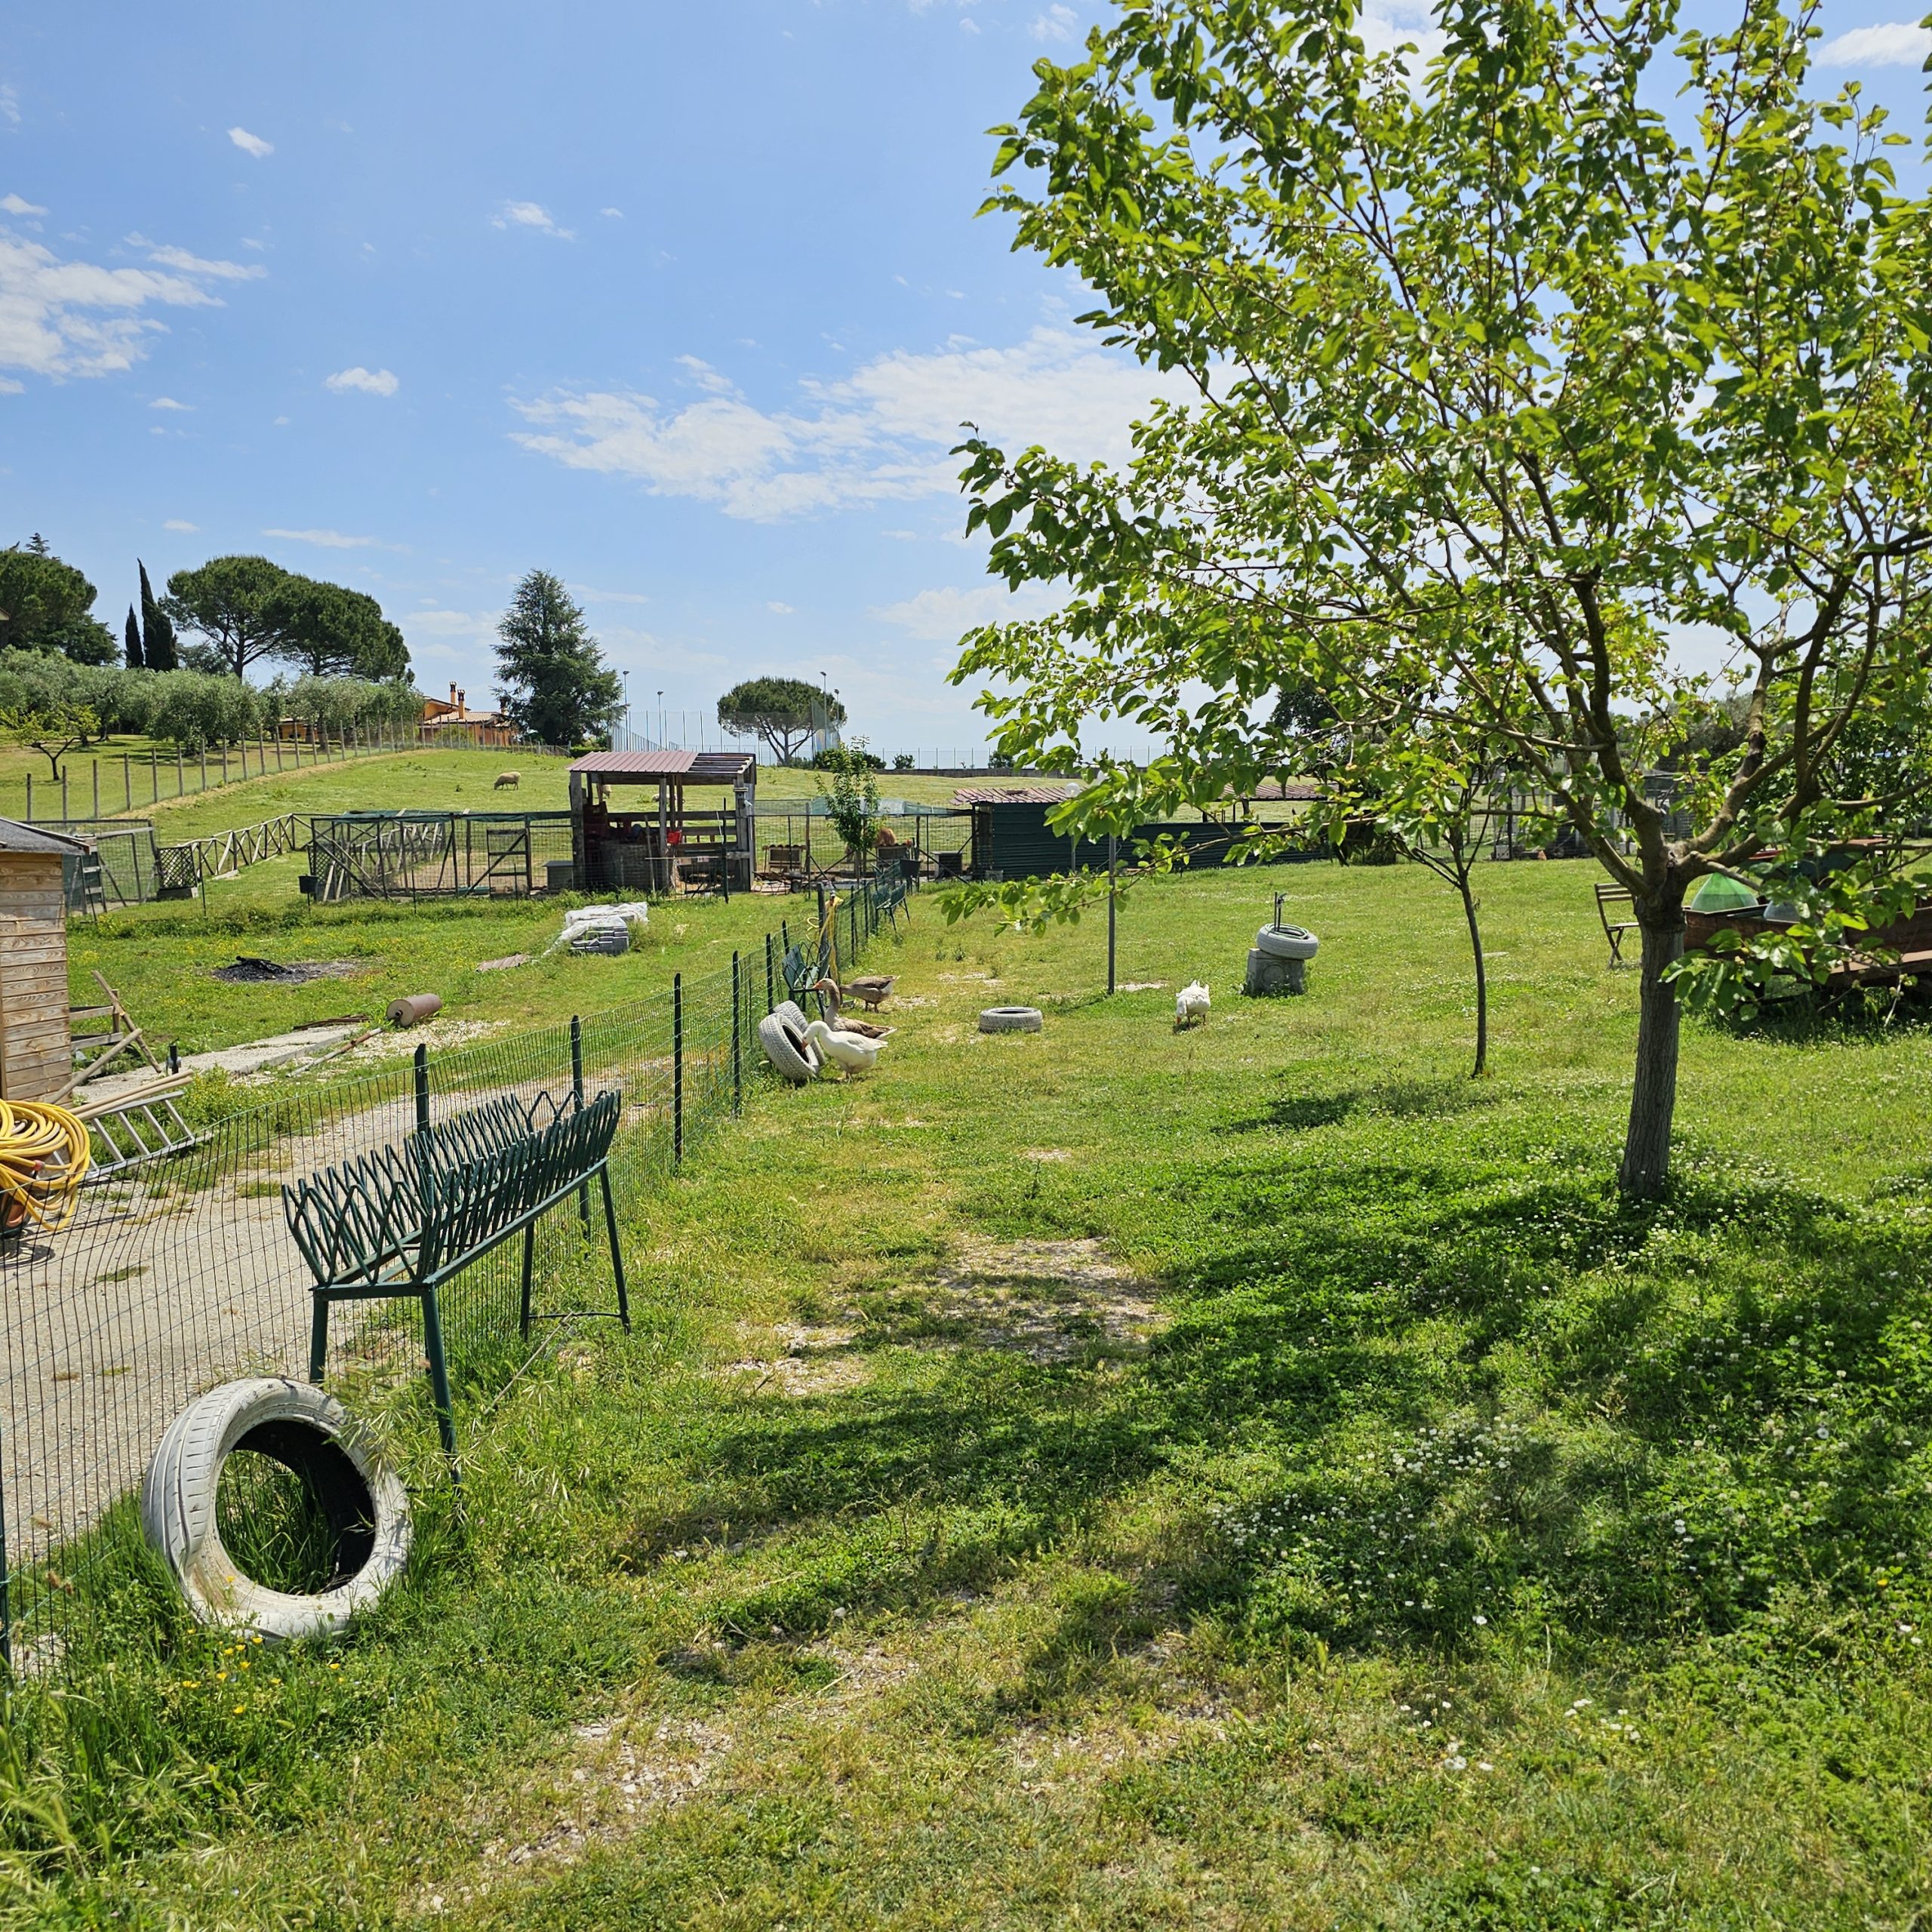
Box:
(124, 604, 144, 668)
(138, 560, 177, 671)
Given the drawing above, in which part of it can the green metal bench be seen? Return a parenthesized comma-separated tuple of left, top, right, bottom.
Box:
(283, 1081, 627, 1457)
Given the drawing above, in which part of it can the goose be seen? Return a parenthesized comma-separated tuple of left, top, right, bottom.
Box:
(814, 977, 896, 1038)
(1176, 980, 1211, 1028)
(805, 1018, 883, 1075)
(844, 974, 896, 1011)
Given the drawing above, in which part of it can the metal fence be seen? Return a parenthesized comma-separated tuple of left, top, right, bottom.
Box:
(751, 803, 974, 881)
(304, 811, 577, 903)
(0, 875, 911, 1677)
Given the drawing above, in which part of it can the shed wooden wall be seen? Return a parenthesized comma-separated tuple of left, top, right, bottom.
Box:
(0, 852, 72, 1102)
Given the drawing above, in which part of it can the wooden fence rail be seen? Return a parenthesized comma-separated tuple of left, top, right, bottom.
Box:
(155, 812, 309, 896)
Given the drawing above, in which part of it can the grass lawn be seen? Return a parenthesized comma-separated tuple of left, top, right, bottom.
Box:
(71, 884, 826, 1054)
(10, 859, 1932, 1929)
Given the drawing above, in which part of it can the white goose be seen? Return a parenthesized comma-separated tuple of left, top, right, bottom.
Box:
(805, 1017, 884, 1075)
(1176, 980, 1211, 1028)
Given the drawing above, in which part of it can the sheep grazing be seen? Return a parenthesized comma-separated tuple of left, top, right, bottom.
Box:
(1176, 980, 1211, 1029)
(493, 771, 521, 790)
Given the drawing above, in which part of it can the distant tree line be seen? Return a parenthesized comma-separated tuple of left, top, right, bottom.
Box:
(0, 651, 422, 768)
(2, 537, 410, 683)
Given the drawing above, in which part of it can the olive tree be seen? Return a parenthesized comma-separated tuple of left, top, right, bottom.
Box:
(952, 0, 1932, 1198)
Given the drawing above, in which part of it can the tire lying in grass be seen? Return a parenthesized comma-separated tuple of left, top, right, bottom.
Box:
(1255, 923, 1320, 961)
(758, 1011, 821, 1083)
(772, 998, 811, 1034)
(140, 1378, 411, 1642)
(978, 1006, 1044, 1034)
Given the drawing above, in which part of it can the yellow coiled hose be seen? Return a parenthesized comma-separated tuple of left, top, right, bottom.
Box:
(0, 1100, 91, 1235)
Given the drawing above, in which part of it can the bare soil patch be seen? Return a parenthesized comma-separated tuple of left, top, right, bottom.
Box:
(912, 1238, 1168, 1363)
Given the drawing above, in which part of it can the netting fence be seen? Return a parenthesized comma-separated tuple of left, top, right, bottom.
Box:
(0, 875, 912, 1678)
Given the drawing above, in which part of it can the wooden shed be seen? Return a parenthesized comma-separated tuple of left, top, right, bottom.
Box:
(0, 817, 88, 1102)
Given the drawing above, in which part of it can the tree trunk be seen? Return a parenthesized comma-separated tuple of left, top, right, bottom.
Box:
(1619, 908, 1684, 1201)
(1459, 873, 1487, 1078)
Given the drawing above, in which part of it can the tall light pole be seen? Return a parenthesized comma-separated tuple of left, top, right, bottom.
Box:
(657, 690, 664, 749)
(623, 669, 630, 743)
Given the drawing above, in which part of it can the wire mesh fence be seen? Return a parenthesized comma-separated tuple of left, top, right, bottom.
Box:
(0, 875, 910, 1678)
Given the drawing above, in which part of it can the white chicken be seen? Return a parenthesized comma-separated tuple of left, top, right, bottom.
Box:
(1176, 980, 1211, 1028)
(805, 1017, 884, 1075)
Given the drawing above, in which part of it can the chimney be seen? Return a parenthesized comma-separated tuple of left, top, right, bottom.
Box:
(457, 688, 467, 719)
(448, 682, 458, 709)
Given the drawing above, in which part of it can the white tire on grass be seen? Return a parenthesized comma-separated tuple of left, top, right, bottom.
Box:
(772, 999, 810, 1034)
(1255, 924, 1320, 961)
(140, 1377, 411, 1643)
(758, 1011, 821, 1083)
(978, 1006, 1044, 1034)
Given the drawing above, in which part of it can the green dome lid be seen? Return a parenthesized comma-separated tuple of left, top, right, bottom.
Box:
(1688, 873, 1760, 912)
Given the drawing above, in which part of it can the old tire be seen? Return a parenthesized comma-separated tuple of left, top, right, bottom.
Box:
(978, 1006, 1043, 1034)
(1256, 924, 1320, 961)
(758, 1011, 820, 1083)
(140, 1378, 411, 1643)
(772, 999, 810, 1034)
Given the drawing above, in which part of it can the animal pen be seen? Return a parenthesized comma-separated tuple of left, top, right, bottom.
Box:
(303, 810, 575, 902)
(0, 874, 915, 1674)
(569, 749, 758, 895)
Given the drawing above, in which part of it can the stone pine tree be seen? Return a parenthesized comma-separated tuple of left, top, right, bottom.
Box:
(494, 570, 623, 748)
(717, 676, 847, 764)
(124, 605, 144, 669)
(949, 0, 1932, 1200)
(139, 561, 177, 671)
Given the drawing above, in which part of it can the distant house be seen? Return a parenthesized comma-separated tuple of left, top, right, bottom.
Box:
(420, 683, 518, 749)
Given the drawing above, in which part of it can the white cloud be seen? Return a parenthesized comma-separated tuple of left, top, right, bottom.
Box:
(149, 395, 191, 410)
(600, 206, 624, 220)
(511, 325, 1188, 521)
(0, 192, 44, 216)
(768, 601, 795, 614)
(1357, 0, 1449, 73)
(325, 365, 398, 396)
(1030, 5, 1076, 40)
(262, 525, 404, 551)
(872, 583, 1058, 641)
(1, 87, 21, 130)
(493, 200, 574, 239)
(228, 126, 273, 158)
(0, 229, 247, 380)
(1814, 20, 1931, 64)
(137, 241, 265, 282)
(162, 518, 198, 531)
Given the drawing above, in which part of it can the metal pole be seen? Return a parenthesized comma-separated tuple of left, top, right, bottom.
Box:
(571, 1014, 592, 1237)
(732, 952, 743, 1115)
(23, 774, 30, 821)
(414, 1041, 430, 1135)
(60, 770, 68, 820)
(123, 754, 131, 811)
(766, 931, 775, 1013)
(92, 759, 99, 817)
(1108, 835, 1118, 996)
(672, 974, 684, 1163)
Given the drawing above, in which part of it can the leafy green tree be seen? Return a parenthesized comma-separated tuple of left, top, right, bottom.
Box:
(123, 605, 143, 669)
(165, 555, 290, 678)
(717, 676, 846, 764)
(949, 0, 1932, 1199)
(139, 560, 177, 672)
(146, 670, 267, 752)
(263, 577, 410, 680)
(817, 740, 883, 869)
(0, 541, 116, 663)
(494, 570, 622, 747)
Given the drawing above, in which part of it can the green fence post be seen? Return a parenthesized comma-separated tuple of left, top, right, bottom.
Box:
(765, 931, 775, 1014)
(672, 973, 684, 1164)
(414, 1041, 430, 1135)
(571, 1013, 592, 1238)
(732, 952, 743, 1115)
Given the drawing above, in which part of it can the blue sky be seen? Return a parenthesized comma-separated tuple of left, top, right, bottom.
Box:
(4, 2, 1930, 758)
